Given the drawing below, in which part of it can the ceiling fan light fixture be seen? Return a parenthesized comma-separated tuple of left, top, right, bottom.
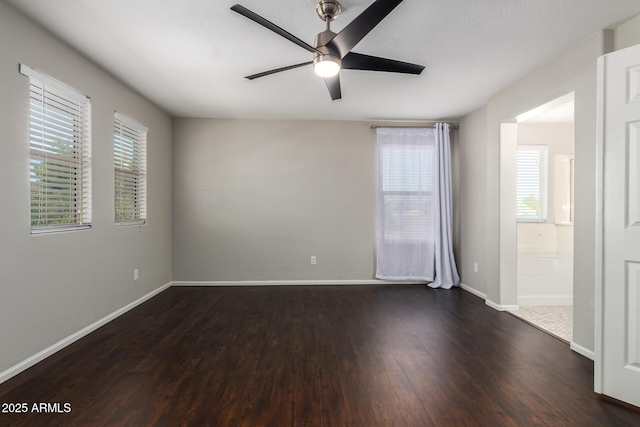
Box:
(313, 54, 341, 77)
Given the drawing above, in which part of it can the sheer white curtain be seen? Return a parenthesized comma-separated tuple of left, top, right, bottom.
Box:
(376, 128, 435, 281)
(431, 123, 460, 289)
(375, 125, 460, 288)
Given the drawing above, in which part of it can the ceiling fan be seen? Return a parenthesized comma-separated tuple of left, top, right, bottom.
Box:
(230, 0, 425, 100)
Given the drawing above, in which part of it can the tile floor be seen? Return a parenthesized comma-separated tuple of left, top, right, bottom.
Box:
(510, 305, 573, 343)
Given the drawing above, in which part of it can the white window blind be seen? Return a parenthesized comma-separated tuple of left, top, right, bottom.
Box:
(21, 64, 92, 234)
(114, 112, 147, 225)
(517, 145, 548, 221)
(380, 143, 434, 242)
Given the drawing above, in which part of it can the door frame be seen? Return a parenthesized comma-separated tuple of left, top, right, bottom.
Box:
(499, 94, 576, 313)
(593, 55, 605, 394)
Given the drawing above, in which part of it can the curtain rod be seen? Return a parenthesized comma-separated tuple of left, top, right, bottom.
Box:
(371, 124, 459, 130)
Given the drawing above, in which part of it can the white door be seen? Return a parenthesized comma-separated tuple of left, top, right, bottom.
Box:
(599, 43, 640, 407)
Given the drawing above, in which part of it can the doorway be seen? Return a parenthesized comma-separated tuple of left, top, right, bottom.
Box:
(506, 93, 576, 342)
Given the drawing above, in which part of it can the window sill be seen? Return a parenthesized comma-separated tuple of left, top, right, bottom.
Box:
(115, 220, 146, 227)
(31, 224, 91, 235)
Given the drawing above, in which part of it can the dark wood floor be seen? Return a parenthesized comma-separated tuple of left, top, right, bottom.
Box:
(1, 285, 639, 426)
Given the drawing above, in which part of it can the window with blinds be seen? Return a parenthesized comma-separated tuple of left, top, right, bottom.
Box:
(114, 112, 147, 225)
(516, 145, 548, 221)
(21, 65, 92, 234)
(380, 142, 434, 242)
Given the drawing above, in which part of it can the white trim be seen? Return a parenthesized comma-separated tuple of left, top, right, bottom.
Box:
(19, 64, 89, 103)
(459, 283, 487, 300)
(486, 299, 519, 312)
(31, 224, 92, 235)
(115, 220, 146, 227)
(0, 283, 171, 385)
(114, 111, 149, 133)
(171, 279, 428, 287)
(594, 54, 606, 394)
(517, 295, 573, 306)
(571, 341, 595, 361)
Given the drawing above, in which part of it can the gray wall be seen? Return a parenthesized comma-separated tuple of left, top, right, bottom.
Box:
(0, 2, 172, 375)
(172, 118, 378, 281)
(614, 13, 640, 51)
(457, 106, 488, 295)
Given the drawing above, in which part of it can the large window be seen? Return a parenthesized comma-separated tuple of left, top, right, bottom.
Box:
(21, 65, 92, 234)
(376, 127, 437, 281)
(517, 145, 548, 221)
(114, 112, 147, 225)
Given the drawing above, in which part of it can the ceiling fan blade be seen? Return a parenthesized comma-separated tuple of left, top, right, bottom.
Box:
(324, 74, 342, 100)
(342, 52, 424, 74)
(245, 62, 313, 80)
(231, 4, 322, 54)
(326, 0, 403, 58)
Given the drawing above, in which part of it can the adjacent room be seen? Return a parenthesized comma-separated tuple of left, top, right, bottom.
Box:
(1, 0, 640, 425)
(510, 94, 576, 342)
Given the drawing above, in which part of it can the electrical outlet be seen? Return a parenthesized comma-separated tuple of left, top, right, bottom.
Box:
(134, 269, 139, 280)
(473, 263, 478, 273)
(310, 256, 317, 265)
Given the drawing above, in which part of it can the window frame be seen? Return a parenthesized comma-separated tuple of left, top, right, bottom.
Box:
(113, 111, 147, 227)
(21, 64, 92, 234)
(516, 144, 548, 223)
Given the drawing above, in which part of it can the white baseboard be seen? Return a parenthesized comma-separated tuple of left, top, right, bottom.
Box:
(570, 341, 595, 360)
(457, 284, 519, 312)
(459, 283, 487, 300)
(171, 279, 428, 287)
(0, 283, 171, 385)
(485, 299, 519, 312)
(517, 295, 573, 306)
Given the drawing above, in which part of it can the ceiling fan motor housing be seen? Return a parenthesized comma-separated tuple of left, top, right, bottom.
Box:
(316, 0, 341, 21)
(313, 30, 341, 69)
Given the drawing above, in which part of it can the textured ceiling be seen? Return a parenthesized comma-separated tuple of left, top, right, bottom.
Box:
(7, 0, 640, 121)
